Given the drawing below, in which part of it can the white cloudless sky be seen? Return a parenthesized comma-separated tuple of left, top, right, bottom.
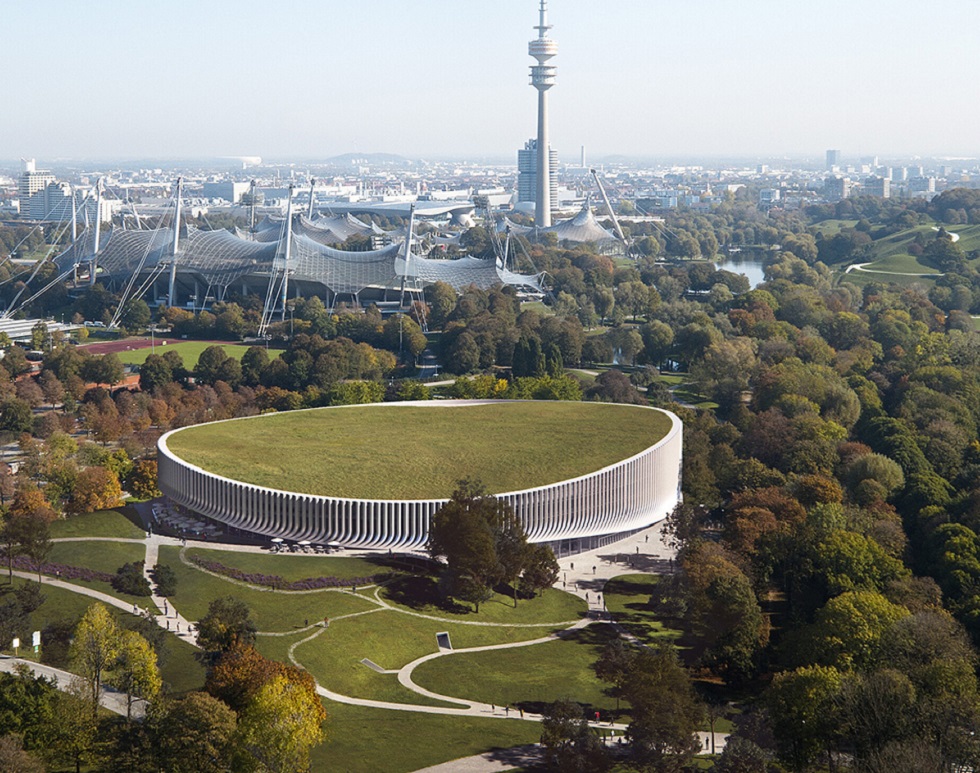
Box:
(3, 0, 979, 162)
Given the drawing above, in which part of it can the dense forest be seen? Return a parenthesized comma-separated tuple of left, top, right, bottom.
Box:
(1, 188, 979, 770)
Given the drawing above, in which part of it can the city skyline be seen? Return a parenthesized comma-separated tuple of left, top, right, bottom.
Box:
(4, 0, 980, 162)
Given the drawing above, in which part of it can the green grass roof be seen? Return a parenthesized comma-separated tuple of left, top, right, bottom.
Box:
(165, 401, 674, 500)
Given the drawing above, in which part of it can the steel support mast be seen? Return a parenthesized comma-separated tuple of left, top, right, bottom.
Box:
(168, 178, 182, 304)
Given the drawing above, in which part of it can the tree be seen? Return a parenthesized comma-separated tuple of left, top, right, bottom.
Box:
(0, 399, 34, 434)
(44, 681, 101, 773)
(681, 542, 768, 683)
(120, 298, 152, 331)
(81, 353, 124, 387)
(766, 665, 843, 770)
(195, 346, 232, 386)
(0, 666, 55, 751)
(427, 480, 530, 612)
(540, 698, 610, 772)
(807, 591, 910, 672)
(66, 466, 123, 515)
(139, 354, 173, 393)
(620, 645, 705, 771)
(15, 514, 51, 583)
(196, 596, 257, 655)
(148, 692, 238, 773)
(585, 369, 646, 405)
(424, 281, 457, 328)
(129, 459, 160, 500)
(112, 629, 161, 720)
(69, 603, 120, 716)
(9, 483, 56, 523)
(713, 736, 771, 773)
(0, 734, 45, 773)
(519, 543, 559, 598)
(240, 346, 269, 387)
(235, 670, 326, 773)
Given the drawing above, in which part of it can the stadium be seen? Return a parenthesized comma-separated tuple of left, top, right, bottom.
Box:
(157, 400, 683, 555)
(53, 204, 547, 329)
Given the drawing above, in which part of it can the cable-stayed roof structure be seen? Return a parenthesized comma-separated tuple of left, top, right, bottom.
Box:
(52, 211, 545, 316)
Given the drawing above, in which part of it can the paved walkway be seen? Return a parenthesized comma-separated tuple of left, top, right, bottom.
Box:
(0, 655, 143, 718)
(24, 509, 726, 772)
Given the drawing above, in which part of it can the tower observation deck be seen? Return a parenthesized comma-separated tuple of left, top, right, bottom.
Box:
(529, 0, 557, 228)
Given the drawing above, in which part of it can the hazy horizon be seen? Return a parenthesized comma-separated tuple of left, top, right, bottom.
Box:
(4, 0, 980, 162)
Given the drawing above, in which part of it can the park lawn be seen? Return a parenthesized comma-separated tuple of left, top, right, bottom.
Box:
(656, 372, 688, 386)
(253, 628, 451, 708)
(47, 541, 145, 577)
(671, 385, 718, 410)
(863, 252, 940, 274)
(158, 546, 378, 632)
(44, 541, 149, 603)
(841, 270, 934, 289)
(113, 340, 260, 367)
(603, 574, 682, 644)
(165, 401, 674, 499)
(809, 219, 858, 236)
(311, 701, 541, 773)
(182, 547, 401, 584)
(411, 623, 624, 719)
(292, 608, 566, 705)
(50, 508, 146, 539)
(379, 576, 585, 625)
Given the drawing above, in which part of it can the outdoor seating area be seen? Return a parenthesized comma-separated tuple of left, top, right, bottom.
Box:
(150, 502, 224, 540)
(268, 538, 336, 554)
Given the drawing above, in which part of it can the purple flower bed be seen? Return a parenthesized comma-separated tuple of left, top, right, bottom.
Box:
(8, 554, 115, 583)
(188, 556, 392, 590)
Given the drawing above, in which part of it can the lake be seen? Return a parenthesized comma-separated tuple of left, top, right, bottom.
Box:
(715, 255, 767, 288)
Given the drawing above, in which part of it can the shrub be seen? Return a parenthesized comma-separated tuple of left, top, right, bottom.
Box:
(112, 560, 152, 597)
(151, 563, 178, 596)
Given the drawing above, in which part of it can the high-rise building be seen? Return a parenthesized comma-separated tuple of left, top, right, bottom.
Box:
(529, 0, 558, 227)
(826, 149, 841, 170)
(517, 139, 558, 209)
(824, 176, 851, 201)
(18, 159, 55, 205)
(863, 177, 891, 199)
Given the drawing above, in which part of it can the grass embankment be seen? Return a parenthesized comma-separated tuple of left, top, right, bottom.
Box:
(410, 623, 623, 719)
(49, 508, 146, 539)
(312, 702, 541, 773)
(157, 546, 378, 632)
(114, 341, 272, 367)
(183, 547, 403, 584)
(166, 401, 673, 499)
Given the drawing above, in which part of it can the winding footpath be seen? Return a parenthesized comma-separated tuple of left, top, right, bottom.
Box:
(21, 510, 726, 771)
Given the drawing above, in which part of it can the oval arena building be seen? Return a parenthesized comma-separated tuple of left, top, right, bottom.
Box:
(157, 400, 683, 555)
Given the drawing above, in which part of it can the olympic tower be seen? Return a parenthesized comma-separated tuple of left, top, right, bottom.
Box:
(529, 0, 557, 227)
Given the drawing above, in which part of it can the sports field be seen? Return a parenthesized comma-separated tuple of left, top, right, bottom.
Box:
(113, 341, 259, 367)
(164, 401, 674, 499)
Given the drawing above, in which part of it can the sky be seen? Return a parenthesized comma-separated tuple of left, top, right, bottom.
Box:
(4, 0, 980, 163)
